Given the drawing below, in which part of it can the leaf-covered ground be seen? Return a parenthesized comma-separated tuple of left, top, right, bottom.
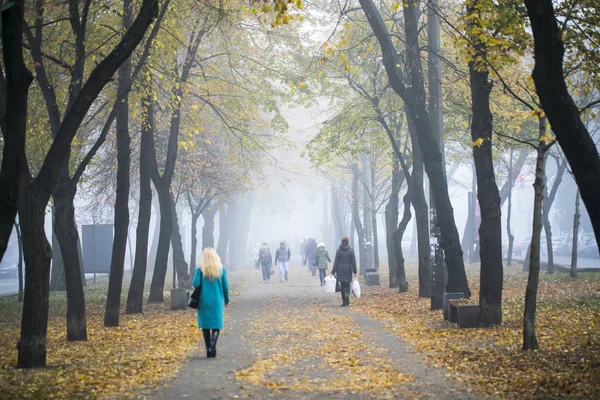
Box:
(2, 263, 598, 399)
(151, 267, 476, 399)
(354, 263, 600, 399)
(0, 276, 245, 399)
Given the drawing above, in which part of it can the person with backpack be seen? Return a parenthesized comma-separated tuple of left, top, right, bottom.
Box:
(275, 241, 291, 282)
(331, 237, 357, 307)
(192, 247, 230, 358)
(257, 243, 273, 283)
(313, 242, 331, 286)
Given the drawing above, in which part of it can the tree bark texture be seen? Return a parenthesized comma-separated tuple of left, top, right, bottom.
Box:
(394, 190, 412, 293)
(523, 120, 553, 351)
(53, 179, 87, 340)
(359, 0, 470, 297)
(170, 193, 190, 288)
(469, 59, 503, 326)
(50, 212, 66, 292)
(0, 0, 33, 263)
(385, 165, 401, 288)
(16, 222, 24, 302)
(352, 170, 366, 272)
(370, 155, 380, 271)
(148, 183, 172, 303)
(570, 190, 579, 279)
(524, 0, 600, 250)
(406, 106, 431, 298)
(126, 90, 153, 315)
(361, 155, 372, 274)
(105, 0, 133, 325)
(17, 190, 52, 368)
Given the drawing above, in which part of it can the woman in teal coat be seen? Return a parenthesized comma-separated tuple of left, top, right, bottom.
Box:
(192, 247, 230, 358)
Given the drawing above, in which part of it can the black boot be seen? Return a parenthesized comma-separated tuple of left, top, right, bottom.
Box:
(208, 329, 220, 358)
(345, 291, 350, 306)
(203, 329, 212, 357)
(340, 292, 346, 307)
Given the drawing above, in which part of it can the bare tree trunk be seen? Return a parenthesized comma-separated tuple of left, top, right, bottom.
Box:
(15, 0, 158, 368)
(17, 188, 52, 368)
(394, 189, 412, 293)
(352, 169, 366, 273)
(370, 154, 380, 270)
(359, 0, 470, 297)
(50, 207, 66, 291)
(523, 117, 553, 351)
(104, 0, 133, 325)
(202, 204, 217, 250)
(126, 89, 153, 315)
(406, 107, 431, 298)
(570, 190, 580, 279)
(0, 0, 33, 263)
(524, 0, 600, 249)
(170, 193, 190, 288)
(468, 43, 503, 326)
(148, 199, 160, 270)
(385, 164, 401, 288)
(362, 155, 372, 274)
(216, 205, 230, 264)
(15, 222, 24, 302)
(542, 159, 566, 274)
(148, 183, 172, 303)
(54, 178, 87, 339)
(331, 184, 344, 243)
(500, 149, 529, 207)
(189, 212, 200, 275)
(507, 149, 514, 267)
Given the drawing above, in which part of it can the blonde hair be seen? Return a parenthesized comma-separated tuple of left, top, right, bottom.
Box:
(200, 247, 223, 280)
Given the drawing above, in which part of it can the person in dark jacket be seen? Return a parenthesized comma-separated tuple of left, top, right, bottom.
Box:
(257, 243, 273, 283)
(275, 241, 291, 282)
(331, 237, 357, 307)
(304, 238, 318, 276)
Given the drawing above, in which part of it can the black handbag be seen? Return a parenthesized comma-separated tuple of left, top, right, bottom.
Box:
(188, 270, 203, 309)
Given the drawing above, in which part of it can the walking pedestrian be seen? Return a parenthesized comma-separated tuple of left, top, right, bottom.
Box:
(192, 247, 230, 358)
(304, 238, 318, 276)
(313, 242, 331, 286)
(257, 243, 273, 283)
(275, 241, 291, 282)
(253, 242, 261, 274)
(331, 237, 357, 307)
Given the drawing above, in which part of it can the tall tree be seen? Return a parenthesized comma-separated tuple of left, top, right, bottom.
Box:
(147, 16, 209, 303)
(105, 0, 134, 328)
(0, 0, 33, 263)
(15, 0, 158, 368)
(463, 0, 505, 326)
(523, 0, 600, 249)
(523, 116, 555, 350)
(359, 0, 471, 297)
(126, 87, 154, 315)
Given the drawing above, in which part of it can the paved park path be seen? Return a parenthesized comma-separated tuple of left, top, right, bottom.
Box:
(144, 265, 481, 399)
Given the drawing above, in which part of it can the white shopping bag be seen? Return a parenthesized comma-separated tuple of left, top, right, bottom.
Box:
(324, 275, 336, 293)
(352, 278, 361, 298)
